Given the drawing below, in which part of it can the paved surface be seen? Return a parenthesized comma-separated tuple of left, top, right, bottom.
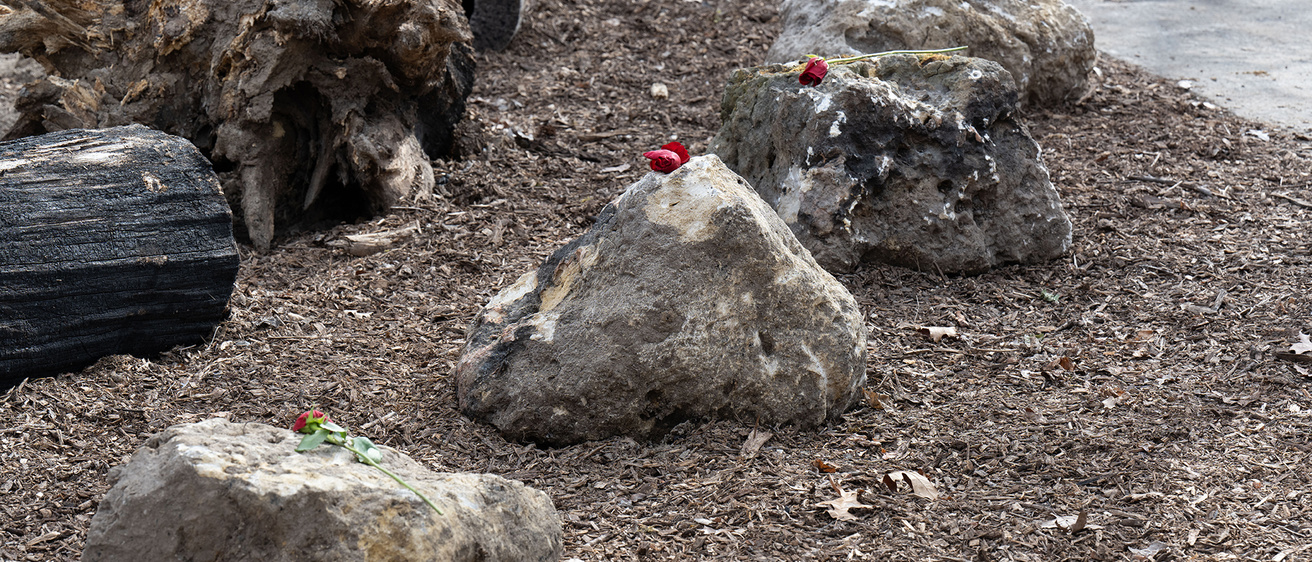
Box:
(1065, 0, 1312, 132)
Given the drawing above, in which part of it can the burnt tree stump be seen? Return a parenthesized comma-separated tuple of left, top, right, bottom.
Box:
(0, 0, 476, 251)
(0, 125, 239, 385)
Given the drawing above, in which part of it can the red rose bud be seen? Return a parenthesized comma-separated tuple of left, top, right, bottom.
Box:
(643, 149, 682, 173)
(293, 410, 328, 433)
(661, 141, 690, 165)
(799, 57, 828, 87)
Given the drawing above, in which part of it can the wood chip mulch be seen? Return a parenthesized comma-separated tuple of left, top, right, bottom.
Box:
(3, 0, 1312, 559)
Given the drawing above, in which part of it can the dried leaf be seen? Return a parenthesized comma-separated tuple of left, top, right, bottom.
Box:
(1044, 356, 1075, 371)
(917, 326, 957, 343)
(1071, 510, 1088, 532)
(1292, 333, 1312, 355)
(812, 459, 838, 473)
(1129, 541, 1168, 559)
(1132, 329, 1156, 342)
(882, 470, 939, 500)
(863, 389, 891, 409)
(1041, 510, 1093, 532)
(815, 487, 871, 521)
(739, 428, 772, 457)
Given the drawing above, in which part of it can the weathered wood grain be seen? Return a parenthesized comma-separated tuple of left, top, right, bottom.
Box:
(0, 125, 239, 384)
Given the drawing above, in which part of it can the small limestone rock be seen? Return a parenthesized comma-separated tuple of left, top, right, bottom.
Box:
(456, 155, 867, 446)
(84, 418, 562, 562)
(711, 56, 1073, 274)
(766, 0, 1097, 105)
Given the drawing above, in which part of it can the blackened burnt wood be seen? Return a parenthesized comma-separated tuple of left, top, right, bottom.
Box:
(0, 125, 239, 385)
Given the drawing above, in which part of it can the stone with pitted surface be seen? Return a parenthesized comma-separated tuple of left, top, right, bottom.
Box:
(456, 155, 867, 446)
(84, 418, 562, 562)
(711, 55, 1073, 274)
(766, 0, 1096, 106)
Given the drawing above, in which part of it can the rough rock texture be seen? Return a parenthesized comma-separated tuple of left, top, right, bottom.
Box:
(766, 0, 1096, 105)
(711, 56, 1073, 274)
(0, 125, 238, 384)
(456, 156, 867, 446)
(0, 0, 475, 251)
(84, 418, 562, 562)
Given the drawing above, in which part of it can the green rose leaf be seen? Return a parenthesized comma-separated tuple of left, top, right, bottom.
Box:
(320, 421, 348, 433)
(295, 429, 330, 452)
(351, 436, 384, 463)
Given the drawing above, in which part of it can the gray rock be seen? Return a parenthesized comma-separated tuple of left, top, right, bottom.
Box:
(710, 56, 1073, 274)
(456, 156, 867, 446)
(766, 0, 1096, 105)
(84, 418, 562, 562)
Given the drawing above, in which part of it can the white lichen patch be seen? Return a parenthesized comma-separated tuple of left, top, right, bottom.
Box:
(812, 90, 835, 113)
(799, 342, 830, 405)
(856, 0, 899, 19)
(777, 167, 807, 224)
(829, 111, 846, 137)
(642, 157, 733, 243)
(939, 201, 957, 221)
(774, 264, 804, 287)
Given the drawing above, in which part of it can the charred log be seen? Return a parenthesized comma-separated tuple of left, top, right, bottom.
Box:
(0, 125, 239, 386)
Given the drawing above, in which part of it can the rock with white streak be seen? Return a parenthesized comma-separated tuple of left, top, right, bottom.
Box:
(456, 155, 867, 446)
(766, 0, 1097, 105)
(84, 418, 562, 562)
(711, 56, 1072, 274)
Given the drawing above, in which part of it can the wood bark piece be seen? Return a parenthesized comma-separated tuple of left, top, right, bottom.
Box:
(0, 0, 475, 251)
(0, 125, 239, 385)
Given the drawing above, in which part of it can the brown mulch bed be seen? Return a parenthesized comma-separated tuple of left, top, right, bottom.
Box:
(4, 0, 1312, 559)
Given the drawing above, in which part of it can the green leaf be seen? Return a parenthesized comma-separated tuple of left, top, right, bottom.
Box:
(1041, 289, 1060, 303)
(352, 437, 383, 463)
(295, 429, 329, 452)
(320, 421, 347, 433)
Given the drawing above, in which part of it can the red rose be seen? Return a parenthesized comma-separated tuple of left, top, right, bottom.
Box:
(643, 149, 682, 173)
(293, 410, 328, 433)
(799, 57, 828, 87)
(661, 142, 690, 165)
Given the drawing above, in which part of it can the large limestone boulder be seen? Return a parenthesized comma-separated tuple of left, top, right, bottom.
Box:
(456, 155, 867, 446)
(710, 55, 1073, 275)
(766, 0, 1096, 105)
(84, 418, 562, 562)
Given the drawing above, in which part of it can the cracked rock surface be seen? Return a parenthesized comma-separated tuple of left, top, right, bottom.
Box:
(457, 156, 867, 446)
(712, 55, 1073, 275)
